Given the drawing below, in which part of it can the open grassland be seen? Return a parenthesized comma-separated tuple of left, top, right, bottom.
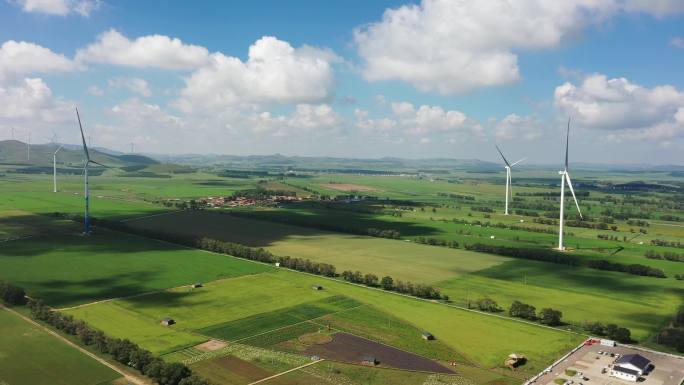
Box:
(197, 295, 360, 341)
(71, 269, 582, 376)
(0, 307, 121, 385)
(0, 219, 271, 307)
(127, 210, 511, 284)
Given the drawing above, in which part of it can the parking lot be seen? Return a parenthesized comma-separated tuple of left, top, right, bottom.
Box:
(533, 343, 684, 385)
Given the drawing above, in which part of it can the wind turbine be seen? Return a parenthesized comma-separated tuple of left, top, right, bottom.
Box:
(557, 118, 583, 251)
(53, 145, 63, 193)
(76, 107, 105, 235)
(495, 145, 525, 215)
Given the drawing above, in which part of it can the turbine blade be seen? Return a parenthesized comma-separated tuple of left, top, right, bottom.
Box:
(510, 157, 526, 167)
(565, 117, 570, 170)
(495, 145, 510, 166)
(565, 172, 582, 219)
(89, 160, 107, 168)
(76, 107, 90, 161)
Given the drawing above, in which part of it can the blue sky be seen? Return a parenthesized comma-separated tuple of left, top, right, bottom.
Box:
(1, 0, 683, 165)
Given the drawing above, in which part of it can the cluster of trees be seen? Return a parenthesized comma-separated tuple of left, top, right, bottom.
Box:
(584, 321, 632, 343)
(340, 271, 447, 300)
(437, 192, 475, 201)
(27, 299, 210, 385)
(475, 298, 501, 312)
(586, 259, 666, 278)
(508, 301, 563, 326)
(675, 274, 684, 281)
(231, 188, 295, 200)
(645, 250, 684, 263)
(657, 308, 684, 352)
(414, 237, 460, 248)
(565, 220, 614, 231)
(651, 239, 683, 249)
(626, 219, 649, 227)
(0, 280, 26, 306)
(471, 206, 494, 213)
(463, 243, 580, 266)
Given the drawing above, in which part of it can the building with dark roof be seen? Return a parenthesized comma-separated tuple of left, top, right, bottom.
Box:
(610, 354, 652, 382)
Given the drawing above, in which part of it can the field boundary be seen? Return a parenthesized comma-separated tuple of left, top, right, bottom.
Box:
(0, 304, 149, 385)
(246, 359, 324, 385)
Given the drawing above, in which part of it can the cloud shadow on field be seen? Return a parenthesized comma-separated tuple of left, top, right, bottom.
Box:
(126, 208, 438, 249)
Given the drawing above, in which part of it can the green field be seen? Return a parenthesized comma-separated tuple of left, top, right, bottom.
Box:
(126, 209, 683, 341)
(0, 217, 271, 307)
(0, 307, 122, 385)
(127, 210, 511, 284)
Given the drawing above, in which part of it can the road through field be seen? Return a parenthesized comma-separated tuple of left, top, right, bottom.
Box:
(1, 305, 150, 385)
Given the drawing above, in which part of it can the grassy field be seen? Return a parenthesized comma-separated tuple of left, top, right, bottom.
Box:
(126, 209, 683, 341)
(0, 307, 122, 385)
(127, 210, 510, 284)
(68, 269, 582, 377)
(0, 217, 271, 307)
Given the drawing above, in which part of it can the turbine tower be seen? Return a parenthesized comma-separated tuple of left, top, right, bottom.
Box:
(557, 118, 583, 251)
(76, 108, 105, 235)
(495, 145, 525, 215)
(53, 145, 63, 193)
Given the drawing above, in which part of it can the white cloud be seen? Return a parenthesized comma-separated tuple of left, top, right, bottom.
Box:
(555, 73, 684, 141)
(354, 0, 684, 94)
(76, 29, 210, 70)
(0, 40, 75, 80)
(108, 77, 151, 97)
(0, 77, 72, 124)
(495, 114, 544, 141)
(12, 0, 100, 16)
(175, 36, 337, 114)
(249, 104, 343, 137)
(87, 85, 103, 96)
(671, 36, 684, 49)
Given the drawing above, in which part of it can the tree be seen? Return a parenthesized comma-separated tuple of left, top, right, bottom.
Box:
(611, 327, 632, 343)
(509, 301, 536, 320)
(160, 362, 191, 385)
(380, 276, 394, 290)
(538, 308, 563, 326)
(179, 376, 213, 385)
(363, 273, 379, 286)
(476, 298, 500, 312)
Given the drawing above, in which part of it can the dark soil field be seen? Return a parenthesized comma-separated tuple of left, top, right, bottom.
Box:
(304, 332, 454, 374)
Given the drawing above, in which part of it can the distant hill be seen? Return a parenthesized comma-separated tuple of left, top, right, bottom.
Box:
(0, 140, 158, 168)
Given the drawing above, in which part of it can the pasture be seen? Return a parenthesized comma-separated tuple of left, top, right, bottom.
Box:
(0, 307, 122, 385)
(0, 218, 271, 306)
(127, 210, 511, 284)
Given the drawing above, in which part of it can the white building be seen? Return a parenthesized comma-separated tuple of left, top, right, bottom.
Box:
(610, 354, 651, 382)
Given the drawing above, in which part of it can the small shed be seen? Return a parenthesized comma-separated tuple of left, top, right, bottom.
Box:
(422, 331, 435, 340)
(312, 285, 323, 290)
(192, 283, 203, 288)
(505, 353, 527, 368)
(161, 317, 175, 326)
(275, 262, 281, 267)
(361, 356, 378, 366)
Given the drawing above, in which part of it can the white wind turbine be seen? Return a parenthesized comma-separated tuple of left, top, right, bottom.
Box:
(53, 145, 63, 193)
(76, 108, 105, 234)
(557, 118, 583, 251)
(495, 145, 525, 215)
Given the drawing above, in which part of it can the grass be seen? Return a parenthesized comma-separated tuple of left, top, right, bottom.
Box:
(0, 307, 122, 385)
(0, 221, 271, 307)
(127, 210, 511, 284)
(197, 295, 360, 341)
(241, 322, 322, 348)
(65, 302, 206, 355)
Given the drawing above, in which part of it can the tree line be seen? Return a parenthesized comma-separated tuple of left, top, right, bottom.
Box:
(473, 298, 564, 327)
(585, 259, 666, 278)
(657, 308, 684, 352)
(584, 321, 633, 343)
(339, 272, 447, 300)
(645, 250, 684, 263)
(0, 280, 27, 306)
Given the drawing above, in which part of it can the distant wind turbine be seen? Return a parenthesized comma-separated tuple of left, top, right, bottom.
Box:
(53, 145, 63, 193)
(495, 145, 525, 215)
(557, 118, 583, 251)
(76, 107, 105, 234)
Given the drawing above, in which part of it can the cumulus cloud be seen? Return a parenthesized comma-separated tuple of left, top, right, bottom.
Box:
(495, 114, 544, 141)
(0, 40, 75, 80)
(108, 77, 151, 97)
(249, 104, 343, 136)
(12, 0, 100, 17)
(555, 73, 684, 141)
(0, 77, 72, 124)
(87, 85, 103, 96)
(175, 36, 337, 114)
(76, 29, 210, 70)
(671, 36, 684, 49)
(354, 0, 684, 94)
